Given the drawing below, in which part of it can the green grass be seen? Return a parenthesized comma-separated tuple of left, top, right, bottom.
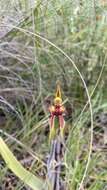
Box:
(0, 0, 107, 189)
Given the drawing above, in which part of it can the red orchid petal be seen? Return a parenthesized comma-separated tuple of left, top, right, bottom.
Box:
(59, 115, 65, 128)
(50, 115, 55, 128)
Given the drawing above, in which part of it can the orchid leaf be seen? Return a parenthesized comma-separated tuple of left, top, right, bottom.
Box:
(0, 137, 44, 190)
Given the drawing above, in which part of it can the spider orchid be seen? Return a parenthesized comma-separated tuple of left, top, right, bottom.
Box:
(49, 83, 65, 140)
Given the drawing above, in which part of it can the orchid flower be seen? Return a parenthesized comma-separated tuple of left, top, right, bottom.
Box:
(49, 83, 65, 140)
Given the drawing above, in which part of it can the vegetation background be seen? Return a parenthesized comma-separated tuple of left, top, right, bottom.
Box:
(0, 0, 107, 189)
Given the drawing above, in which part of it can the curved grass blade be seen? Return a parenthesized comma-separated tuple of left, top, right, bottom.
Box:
(0, 137, 44, 190)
